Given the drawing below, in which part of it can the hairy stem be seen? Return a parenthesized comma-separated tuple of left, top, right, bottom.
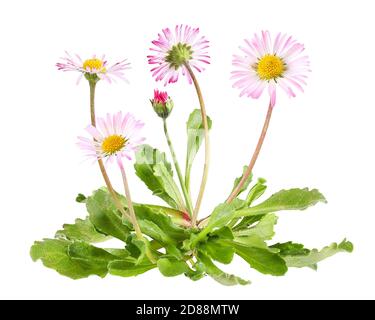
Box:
(163, 119, 194, 218)
(184, 63, 210, 227)
(226, 101, 274, 203)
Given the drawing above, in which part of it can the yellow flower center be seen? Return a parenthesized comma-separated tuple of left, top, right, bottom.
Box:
(256, 54, 285, 80)
(101, 135, 126, 155)
(83, 58, 106, 72)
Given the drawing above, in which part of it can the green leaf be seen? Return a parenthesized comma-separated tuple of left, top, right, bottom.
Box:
(133, 203, 189, 242)
(185, 109, 212, 184)
(231, 241, 288, 276)
(142, 204, 190, 227)
(193, 188, 326, 248)
(125, 235, 149, 265)
(134, 144, 185, 210)
(76, 193, 87, 203)
(283, 239, 353, 269)
(86, 189, 189, 261)
(88, 188, 189, 241)
(235, 188, 327, 218)
(137, 219, 183, 259)
(133, 204, 188, 260)
(228, 178, 267, 230)
(109, 260, 156, 277)
(68, 241, 118, 277)
(233, 215, 263, 231)
(138, 219, 172, 244)
(198, 252, 250, 286)
(270, 242, 310, 256)
(185, 261, 206, 281)
(104, 248, 130, 259)
(233, 234, 270, 250)
(200, 240, 234, 264)
(153, 165, 185, 208)
(234, 214, 277, 241)
(157, 257, 190, 277)
(207, 199, 245, 232)
(191, 199, 244, 247)
(232, 166, 252, 197)
(86, 189, 131, 242)
(210, 226, 234, 240)
(30, 239, 107, 279)
(165, 244, 184, 260)
(55, 217, 109, 243)
(199, 227, 235, 264)
(245, 178, 267, 206)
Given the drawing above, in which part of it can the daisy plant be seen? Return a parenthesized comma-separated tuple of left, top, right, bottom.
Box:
(31, 28, 352, 286)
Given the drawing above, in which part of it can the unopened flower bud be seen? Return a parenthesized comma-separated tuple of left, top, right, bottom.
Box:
(150, 89, 174, 119)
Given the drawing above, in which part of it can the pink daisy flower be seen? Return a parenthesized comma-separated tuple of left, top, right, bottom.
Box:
(56, 52, 131, 84)
(231, 31, 310, 107)
(148, 25, 210, 86)
(77, 112, 145, 164)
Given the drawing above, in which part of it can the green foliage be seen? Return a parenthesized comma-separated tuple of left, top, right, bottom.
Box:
(185, 109, 212, 187)
(283, 239, 353, 270)
(75, 193, 87, 203)
(233, 215, 263, 231)
(271, 242, 310, 256)
(126, 235, 148, 265)
(86, 189, 131, 242)
(30, 239, 115, 279)
(133, 203, 189, 242)
(67, 241, 118, 276)
(109, 260, 156, 277)
(231, 241, 288, 276)
(245, 178, 267, 206)
(207, 200, 246, 231)
(231, 166, 253, 197)
(31, 184, 352, 285)
(235, 188, 327, 217)
(134, 144, 185, 210)
(234, 214, 277, 240)
(198, 252, 250, 286)
(200, 239, 235, 264)
(56, 217, 109, 243)
(198, 226, 235, 264)
(157, 257, 190, 277)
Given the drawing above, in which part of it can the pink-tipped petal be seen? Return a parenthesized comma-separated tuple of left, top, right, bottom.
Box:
(268, 82, 277, 107)
(57, 52, 130, 84)
(232, 31, 309, 104)
(148, 25, 210, 86)
(77, 112, 145, 165)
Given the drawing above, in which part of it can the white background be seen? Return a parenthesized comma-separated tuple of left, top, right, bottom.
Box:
(0, 0, 374, 300)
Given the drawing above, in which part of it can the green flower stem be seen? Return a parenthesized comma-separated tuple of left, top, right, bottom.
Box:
(184, 63, 211, 227)
(226, 101, 274, 203)
(89, 80, 97, 125)
(89, 81, 131, 221)
(163, 118, 194, 218)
